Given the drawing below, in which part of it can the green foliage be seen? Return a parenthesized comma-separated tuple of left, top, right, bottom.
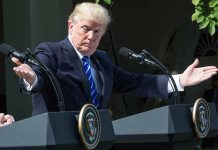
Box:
(191, 0, 218, 36)
(95, 0, 112, 5)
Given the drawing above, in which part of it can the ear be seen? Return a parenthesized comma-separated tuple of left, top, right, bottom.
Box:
(68, 20, 74, 33)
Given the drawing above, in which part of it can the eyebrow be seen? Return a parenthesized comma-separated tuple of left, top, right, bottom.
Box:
(81, 25, 103, 31)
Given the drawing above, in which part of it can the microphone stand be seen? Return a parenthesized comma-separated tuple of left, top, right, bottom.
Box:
(140, 49, 180, 104)
(25, 48, 65, 111)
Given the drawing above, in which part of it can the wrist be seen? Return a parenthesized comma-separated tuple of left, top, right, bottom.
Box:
(179, 74, 186, 88)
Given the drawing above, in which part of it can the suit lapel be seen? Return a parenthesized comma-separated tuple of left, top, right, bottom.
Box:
(91, 55, 112, 108)
(61, 38, 92, 103)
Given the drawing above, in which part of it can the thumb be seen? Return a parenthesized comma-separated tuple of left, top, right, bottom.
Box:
(11, 57, 22, 66)
(192, 58, 199, 68)
(187, 59, 199, 71)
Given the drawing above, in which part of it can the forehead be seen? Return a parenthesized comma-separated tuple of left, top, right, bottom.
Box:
(76, 19, 105, 28)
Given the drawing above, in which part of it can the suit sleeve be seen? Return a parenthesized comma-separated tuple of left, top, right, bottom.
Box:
(20, 42, 58, 93)
(112, 65, 169, 99)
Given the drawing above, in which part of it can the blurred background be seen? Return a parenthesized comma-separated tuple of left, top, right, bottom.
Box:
(0, 0, 217, 121)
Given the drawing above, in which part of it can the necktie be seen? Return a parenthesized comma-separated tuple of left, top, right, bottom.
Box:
(82, 56, 99, 108)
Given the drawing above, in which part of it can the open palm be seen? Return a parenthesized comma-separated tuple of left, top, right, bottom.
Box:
(180, 59, 218, 87)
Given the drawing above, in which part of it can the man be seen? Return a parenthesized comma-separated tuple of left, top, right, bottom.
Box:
(11, 2, 218, 116)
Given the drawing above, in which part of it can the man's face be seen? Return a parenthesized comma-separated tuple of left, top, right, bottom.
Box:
(68, 19, 105, 56)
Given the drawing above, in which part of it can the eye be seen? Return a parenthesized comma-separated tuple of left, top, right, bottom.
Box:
(81, 26, 90, 33)
(93, 30, 98, 34)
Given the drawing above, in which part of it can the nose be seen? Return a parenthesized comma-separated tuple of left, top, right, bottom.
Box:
(87, 31, 95, 40)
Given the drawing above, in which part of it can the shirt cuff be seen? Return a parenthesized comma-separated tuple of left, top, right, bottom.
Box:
(23, 75, 38, 91)
(168, 74, 184, 93)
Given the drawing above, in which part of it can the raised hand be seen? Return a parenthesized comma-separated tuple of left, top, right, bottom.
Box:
(11, 57, 36, 85)
(180, 59, 218, 87)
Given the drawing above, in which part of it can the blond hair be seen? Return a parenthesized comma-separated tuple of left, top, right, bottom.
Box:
(69, 2, 111, 29)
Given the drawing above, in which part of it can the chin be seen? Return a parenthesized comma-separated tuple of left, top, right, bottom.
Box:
(80, 49, 95, 56)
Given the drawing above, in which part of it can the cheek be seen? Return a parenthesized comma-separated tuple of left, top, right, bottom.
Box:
(95, 37, 102, 45)
(72, 34, 85, 45)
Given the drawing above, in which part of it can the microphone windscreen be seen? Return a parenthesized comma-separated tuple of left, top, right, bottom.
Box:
(119, 47, 133, 58)
(0, 43, 13, 57)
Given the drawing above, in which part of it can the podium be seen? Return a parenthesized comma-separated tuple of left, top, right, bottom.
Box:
(112, 103, 218, 150)
(0, 103, 217, 150)
(0, 110, 115, 150)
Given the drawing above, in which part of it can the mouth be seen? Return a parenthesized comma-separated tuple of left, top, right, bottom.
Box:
(83, 43, 95, 48)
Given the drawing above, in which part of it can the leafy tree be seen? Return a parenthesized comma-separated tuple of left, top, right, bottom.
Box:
(192, 0, 218, 36)
(95, 0, 112, 5)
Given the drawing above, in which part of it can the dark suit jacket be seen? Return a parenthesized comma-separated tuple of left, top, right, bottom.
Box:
(21, 37, 169, 116)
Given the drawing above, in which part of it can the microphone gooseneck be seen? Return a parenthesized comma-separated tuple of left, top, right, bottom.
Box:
(119, 47, 180, 104)
(29, 48, 65, 111)
(141, 49, 180, 104)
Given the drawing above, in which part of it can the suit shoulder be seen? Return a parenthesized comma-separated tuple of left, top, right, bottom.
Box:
(35, 38, 71, 52)
(95, 50, 112, 61)
(36, 41, 61, 50)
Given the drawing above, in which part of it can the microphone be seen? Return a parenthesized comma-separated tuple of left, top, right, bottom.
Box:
(119, 47, 157, 66)
(0, 43, 39, 66)
(119, 46, 180, 104)
(0, 43, 65, 111)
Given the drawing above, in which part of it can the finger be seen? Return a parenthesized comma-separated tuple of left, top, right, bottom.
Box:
(185, 59, 199, 72)
(191, 59, 199, 68)
(4, 115, 15, 123)
(0, 113, 4, 123)
(206, 68, 218, 74)
(199, 71, 218, 79)
(201, 74, 216, 82)
(13, 68, 23, 78)
(13, 66, 28, 76)
(13, 67, 36, 84)
(204, 69, 218, 74)
(11, 57, 22, 66)
(18, 69, 33, 78)
(200, 66, 218, 71)
(13, 64, 33, 72)
(4, 119, 13, 125)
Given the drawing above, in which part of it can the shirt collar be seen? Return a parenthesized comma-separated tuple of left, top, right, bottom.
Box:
(68, 35, 85, 60)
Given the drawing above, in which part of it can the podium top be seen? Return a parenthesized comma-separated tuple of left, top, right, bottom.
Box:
(0, 110, 115, 150)
(112, 103, 218, 143)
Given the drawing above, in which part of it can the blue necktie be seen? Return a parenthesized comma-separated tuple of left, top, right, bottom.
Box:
(82, 56, 99, 108)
